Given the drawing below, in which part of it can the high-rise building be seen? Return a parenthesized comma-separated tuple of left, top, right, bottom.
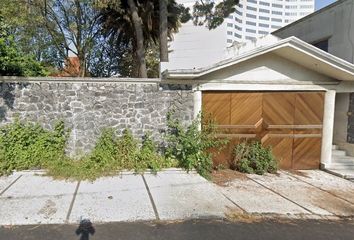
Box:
(226, 0, 315, 44)
(165, 0, 315, 70)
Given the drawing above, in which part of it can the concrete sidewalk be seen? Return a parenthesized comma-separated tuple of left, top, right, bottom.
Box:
(0, 169, 354, 226)
(0, 169, 239, 225)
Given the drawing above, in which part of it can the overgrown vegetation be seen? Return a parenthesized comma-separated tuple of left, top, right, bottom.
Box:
(165, 111, 227, 179)
(0, 119, 68, 175)
(232, 141, 277, 175)
(0, 15, 48, 77)
(0, 112, 225, 179)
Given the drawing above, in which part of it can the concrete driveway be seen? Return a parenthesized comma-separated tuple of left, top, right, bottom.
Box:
(0, 169, 353, 226)
(216, 170, 354, 219)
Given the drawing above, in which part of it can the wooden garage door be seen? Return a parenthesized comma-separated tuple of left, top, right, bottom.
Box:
(202, 91, 324, 170)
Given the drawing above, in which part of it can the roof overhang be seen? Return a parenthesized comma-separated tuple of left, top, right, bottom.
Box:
(163, 37, 354, 81)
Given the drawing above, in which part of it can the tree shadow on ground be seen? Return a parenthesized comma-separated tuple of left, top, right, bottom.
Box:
(75, 219, 95, 240)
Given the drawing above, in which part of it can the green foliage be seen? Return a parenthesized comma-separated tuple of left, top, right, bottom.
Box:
(136, 133, 175, 173)
(165, 111, 227, 179)
(47, 128, 176, 180)
(192, 0, 240, 30)
(0, 119, 69, 175)
(0, 115, 222, 180)
(0, 15, 48, 76)
(232, 141, 278, 175)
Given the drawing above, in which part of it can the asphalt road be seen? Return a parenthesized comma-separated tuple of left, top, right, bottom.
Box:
(1, 219, 354, 240)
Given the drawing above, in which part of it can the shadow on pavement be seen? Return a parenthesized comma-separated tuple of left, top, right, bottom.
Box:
(75, 219, 95, 240)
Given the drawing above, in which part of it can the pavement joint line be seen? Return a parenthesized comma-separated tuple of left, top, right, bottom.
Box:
(221, 193, 247, 213)
(283, 171, 354, 206)
(246, 175, 317, 216)
(141, 174, 160, 221)
(65, 181, 81, 223)
(0, 175, 22, 196)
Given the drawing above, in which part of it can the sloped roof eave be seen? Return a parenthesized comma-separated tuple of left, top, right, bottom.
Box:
(163, 37, 354, 81)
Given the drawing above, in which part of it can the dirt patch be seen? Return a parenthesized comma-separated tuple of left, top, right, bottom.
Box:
(38, 200, 57, 219)
(211, 169, 248, 187)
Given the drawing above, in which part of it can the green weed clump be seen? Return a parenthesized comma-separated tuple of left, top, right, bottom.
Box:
(165, 111, 227, 179)
(47, 129, 176, 180)
(232, 141, 278, 175)
(0, 119, 68, 175)
(0, 112, 223, 180)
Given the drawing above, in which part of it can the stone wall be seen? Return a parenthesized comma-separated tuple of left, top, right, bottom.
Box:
(0, 79, 194, 155)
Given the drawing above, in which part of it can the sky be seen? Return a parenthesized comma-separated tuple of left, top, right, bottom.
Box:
(316, 0, 337, 10)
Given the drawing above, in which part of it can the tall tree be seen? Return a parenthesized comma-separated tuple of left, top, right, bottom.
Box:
(100, 0, 239, 78)
(0, 15, 48, 76)
(99, 0, 181, 77)
(127, 0, 148, 77)
(159, 0, 168, 62)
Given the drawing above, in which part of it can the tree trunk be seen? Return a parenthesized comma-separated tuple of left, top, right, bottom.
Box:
(127, 0, 147, 78)
(159, 0, 168, 62)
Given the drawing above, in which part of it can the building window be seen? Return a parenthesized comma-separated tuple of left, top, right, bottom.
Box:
(246, 36, 256, 41)
(246, 21, 257, 26)
(258, 30, 269, 35)
(259, 16, 270, 20)
(271, 18, 282, 23)
(235, 25, 242, 31)
(272, 10, 282, 15)
(247, 6, 257, 11)
(286, 12, 297, 16)
(259, 1, 270, 6)
(246, 28, 256, 33)
(247, 0, 257, 3)
(227, 23, 233, 27)
(246, 13, 257, 19)
(227, 39, 233, 43)
(259, 8, 270, 13)
(235, 17, 242, 23)
(272, 3, 283, 8)
(234, 33, 242, 38)
(312, 39, 329, 52)
(227, 31, 233, 35)
(259, 23, 269, 28)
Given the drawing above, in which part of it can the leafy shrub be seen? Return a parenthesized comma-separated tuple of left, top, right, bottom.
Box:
(135, 133, 173, 173)
(165, 111, 227, 179)
(47, 129, 174, 180)
(0, 119, 69, 175)
(232, 141, 277, 175)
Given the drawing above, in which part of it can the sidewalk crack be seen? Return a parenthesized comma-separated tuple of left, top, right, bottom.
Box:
(65, 181, 81, 223)
(142, 174, 160, 221)
(0, 175, 22, 196)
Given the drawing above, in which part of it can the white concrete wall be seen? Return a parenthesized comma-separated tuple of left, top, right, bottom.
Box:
(333, 93, 350, 144)
(166, 20, 228, 70)
(198, 53, 337, 83)
(273, 0, 354, 64)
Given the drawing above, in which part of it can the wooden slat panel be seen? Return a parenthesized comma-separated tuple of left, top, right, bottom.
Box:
(263, 93, 296, 125)
(203, 91, 324, 170)
(263, 137, 293, 170)
(202, 92, 231, 125)
(263, 93, 296, 168)
(266, 125, 323, 129)
(231, 93, 262, 125)
(295, 92, 325, 125)
(293, 138, 321, 169)
(292, 93, 324, 169)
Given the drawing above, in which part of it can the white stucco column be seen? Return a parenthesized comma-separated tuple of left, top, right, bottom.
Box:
(193, 89, 202, 119)
(193, 89, 202, 130)
(321, 90, 336, 166)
